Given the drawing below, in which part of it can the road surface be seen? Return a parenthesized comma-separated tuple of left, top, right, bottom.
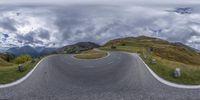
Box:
(0, 52, 200, 100)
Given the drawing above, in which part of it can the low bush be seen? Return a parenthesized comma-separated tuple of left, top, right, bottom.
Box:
(111, 46, 117, 49)
(14, 55, 32, 64)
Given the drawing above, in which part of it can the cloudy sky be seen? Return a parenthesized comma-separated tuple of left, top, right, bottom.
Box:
(0, 0, 200, 50)
(0, 0, 200, 5)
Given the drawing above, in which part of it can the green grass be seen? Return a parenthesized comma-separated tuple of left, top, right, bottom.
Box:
(101, 36, 200, 85)
(74, 50, 108, 59)
(0, 58, 40, 84)
(141, 55, 200, 85)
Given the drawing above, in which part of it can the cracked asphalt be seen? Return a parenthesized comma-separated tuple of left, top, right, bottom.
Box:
(0, 52, 200, 100)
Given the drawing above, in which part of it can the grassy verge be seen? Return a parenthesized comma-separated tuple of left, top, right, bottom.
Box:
(0, 58, 41, 84)
(141, 55, 200, 85)
(74, 49, 108, 59)
(101, 46, 200, 85)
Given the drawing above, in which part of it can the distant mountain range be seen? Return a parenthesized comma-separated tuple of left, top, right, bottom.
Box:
(3, 39, 199, 59)
(0, 37, 199, 66)
(0, 48, 9, 53)
(6, 46, 56, 57)
(7, 46, 39, 57)
(4, 42, 100, 57)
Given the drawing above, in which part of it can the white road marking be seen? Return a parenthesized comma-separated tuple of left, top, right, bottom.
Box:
(67, 62, 71, 65)
(3, 52, 200, 89)
(132, 53, 200, 89)
(0, 57, 47, 88)
(108, 62, 113, 64)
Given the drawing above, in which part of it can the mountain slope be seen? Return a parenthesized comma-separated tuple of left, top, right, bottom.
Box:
(103, 36, 200, 65)
(7, 46, 39, 57)
(39, 48, 57, 56)
(34, 47, 57, 56)
(56, 42, 100, 54)
(0, 53, 14, 66)
(0, 47, 9, 53)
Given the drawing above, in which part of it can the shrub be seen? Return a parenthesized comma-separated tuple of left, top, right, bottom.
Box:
(14, 55, 32, 64)
(121, 43, 126, 46)
(111, 46, 117, 49)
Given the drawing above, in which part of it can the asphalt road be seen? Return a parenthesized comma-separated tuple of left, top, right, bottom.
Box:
(0, 52, 200, 100)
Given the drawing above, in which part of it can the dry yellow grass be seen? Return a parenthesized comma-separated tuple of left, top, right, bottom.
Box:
(74, 50, 108, 59)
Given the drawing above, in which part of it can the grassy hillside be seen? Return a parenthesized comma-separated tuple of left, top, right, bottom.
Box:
(103, 36, 200, 65)
(0, 53, 14, 66)
(101, 36, 200, 84)
(0, 58, 13, 66)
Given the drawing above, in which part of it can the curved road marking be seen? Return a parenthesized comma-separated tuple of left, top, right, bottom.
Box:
(1, 52, 200, 89)
(133, 53, 200, 89)
(0, 53, 110, 88)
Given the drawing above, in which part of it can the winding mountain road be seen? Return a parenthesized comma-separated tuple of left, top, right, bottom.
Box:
(0, 52, 200, 100)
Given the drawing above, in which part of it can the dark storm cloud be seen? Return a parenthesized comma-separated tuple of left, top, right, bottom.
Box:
(57, 18, 84, 40)
(16, 29, 49, 46)
(16, 31, 35, 43)
(3, 34, 9, 38)
(38, 29, 50, 40)
(51, 5, 126, 43)
(0, 18, 17, 32)
(52, 6, 93, 40)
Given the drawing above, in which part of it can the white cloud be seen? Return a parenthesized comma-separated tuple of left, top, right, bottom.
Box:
(0, 4, 200, 50)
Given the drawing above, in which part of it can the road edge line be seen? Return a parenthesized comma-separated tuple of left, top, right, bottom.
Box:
(132, 53, 200, 89)
(0, 57, 46, 88)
